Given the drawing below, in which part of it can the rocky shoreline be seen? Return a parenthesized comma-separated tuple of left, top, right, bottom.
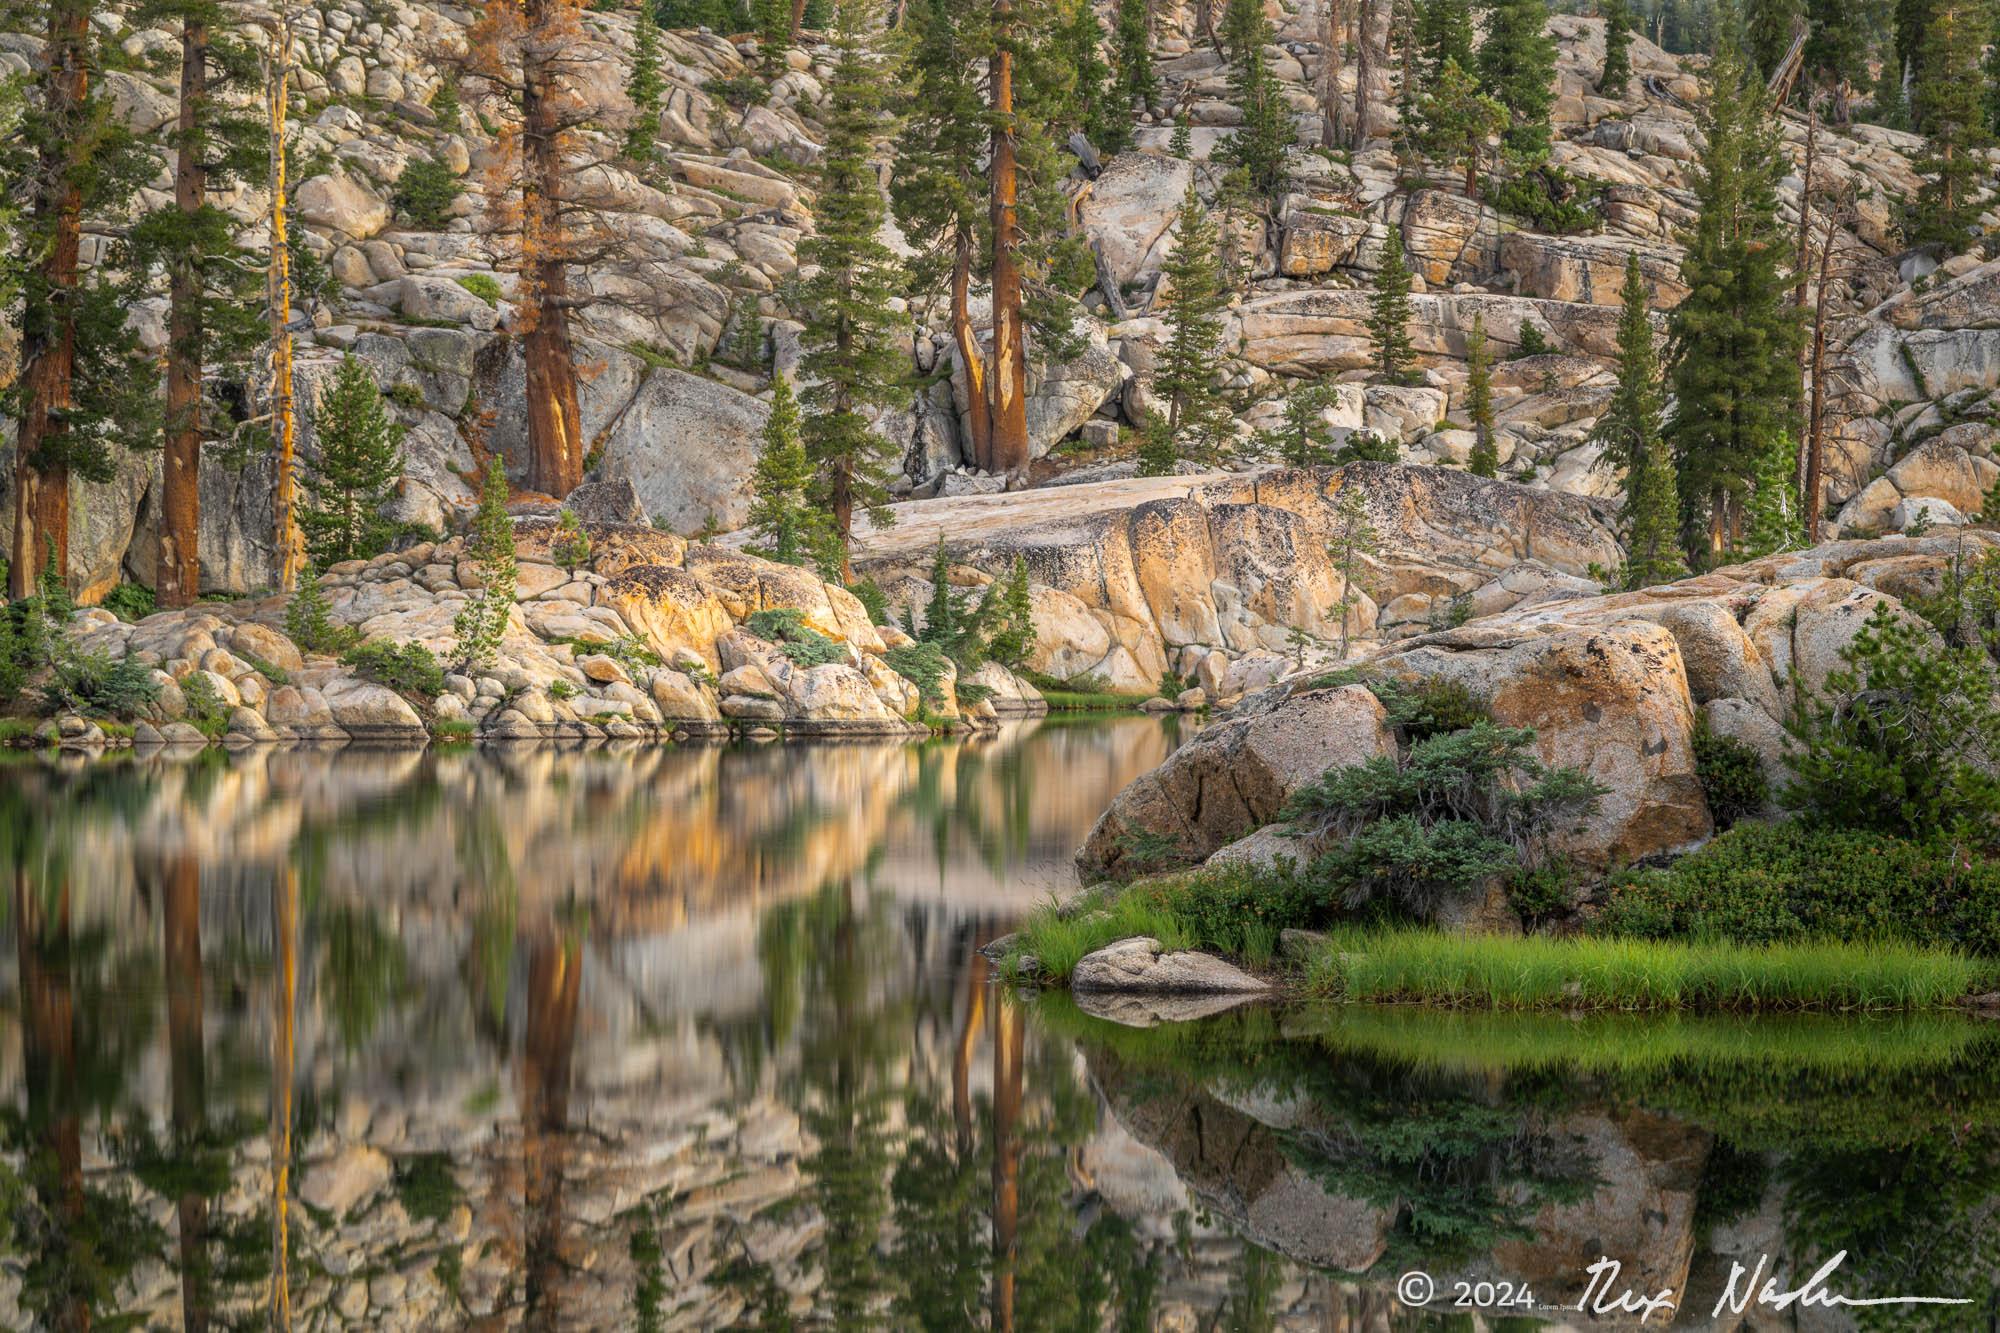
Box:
(20, 506, 1055, 752)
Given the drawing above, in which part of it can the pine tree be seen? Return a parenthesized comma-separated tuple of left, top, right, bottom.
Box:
(747, 372, 828, 567)
(1624, 434, 1686, 588)
(452, 458, 518, 671)
(1270, 382, 1338, 466)
(797, 0, 907, 581)
(1415, 0, 1476, 82)
(1597, 252, 1686, 586)
(299, 357, 406, 568)
(1151, 182, 1234, 465)
(624, 3, 667, 163)
(1219, 0, 1293, 205)
(1802, 0, 1870, 122)
(5, 0, 158, 597)
(1368, 228, 1417, 384)
(1599, 0, 1633, 95)
(1327, 484, 1378, 657)
(1739, 426, 1801, 556)
(1745, 0, 1803, 81)
(1113, 0, 1156, 120)
(982, 556, 1036, 669)
(891, 0, 993, 465)
(284, 565, 361, 656)
(1476, 0, 1558, 161)
(123, 0, 267, 608)
(1909, 0, 1992, 250)
(1057, 0, 1127, 153)
(1407, 57, 1506, 196)
(1465, 313, 1497, 475)
(1170, 113, 1193, 158)
(1665, 44, 1803, 564)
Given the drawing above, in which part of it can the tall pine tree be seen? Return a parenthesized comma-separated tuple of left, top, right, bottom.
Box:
(1368, 228, 1417, 383)
(797, 0, 907, 580)
(1597, 252, 1685, 587)
(1665, 45, 1803, 564)
(1599, 0, 1633, 95)
(746, 372, 829, 568)
(1220, 0, 1293, 205)
(299, 358, 405, 568)
(1909, 0, 1992, 250)
(1465, 313, 1497, 475)
(1145, 182, 1233, 471)
(1476, 0, 1559, 161)
(125, 0, 268, 607)
(1415, 0, 1476, 83)
(624, 3, 666, 163)
(1113, 0, 1157, 121)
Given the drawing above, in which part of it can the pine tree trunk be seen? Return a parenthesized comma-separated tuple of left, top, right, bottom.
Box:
(1805, 212, 1836, 538)
(267, 12, 302, 593)
(10, 1, 89, 600)
(1352, 0, 1378, 147)
(521, 0, 583, 499)
(161, 18, 210, 609)
(18, 873, 87, 1333)
(790, 0, 808, 39)
(990, 996, 1022, 1333)
(1320, 0, 1345, 146)
(269, 865, 297, 1332)
(164, 855, 210, 1333)
(952, 224, 994, 470)
(522, 934, 581, 1329)
(988, 4, 1030, 476)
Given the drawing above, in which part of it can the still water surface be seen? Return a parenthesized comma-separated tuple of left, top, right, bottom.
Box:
(0, 718, 1996, 1330)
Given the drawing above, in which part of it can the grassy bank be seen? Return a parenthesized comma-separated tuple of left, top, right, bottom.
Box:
(1303, 927, 1982, 1012)
(1004, 867, 1989, 1012)
(1017, 669, 1155, 713)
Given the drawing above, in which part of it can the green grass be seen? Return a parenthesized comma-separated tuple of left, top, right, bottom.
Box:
(1304, 927, 1983, 1012)
(1007, 892, 1196, 981)
(431, 718, 476, 741)
(1282, 1006, 1991, 1075)
(1018, 668, 1149, 713)
(0, 717, 41, 745)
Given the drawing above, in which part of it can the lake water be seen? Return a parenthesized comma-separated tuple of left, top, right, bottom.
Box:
(1, 718, 1997, 1331)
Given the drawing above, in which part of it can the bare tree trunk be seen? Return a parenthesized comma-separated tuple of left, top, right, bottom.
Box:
(951, 225, 993, 471)
(266, 10, 302, 592)
(989, 1, 1030, 476)
(1320, 0, 1346, 147)
(790, 0, 808, 39)
(1805, 212, 1838, 538)
(989, 994, 1022, 1333)
(164, 857, 210, 1333)
(522, 933, 581, 1333)
(521, 0, 583, 500)
(10, 2, 90, 600)
(19, 872, 88, 1333)
(1352, 0, 1378, 147)
(269, 865, 296, 1332)
(160, 16, 211, 609)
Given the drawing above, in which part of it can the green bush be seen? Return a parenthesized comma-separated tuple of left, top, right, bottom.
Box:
(1782, 601, 2000, 845)
(1512, 321, 1555, 359)
(550, 508, 592, 570)
(1368, 675, 1487, 741)
(455, 273, 502, 307)
(180, 672, 231, 739)
(40, 651, 161, 720)
(1601, 822, 2000, 957)
(885, 640, 951, 706)
(1691, 717, 1768, 828)
(285, 571, 363, 656)
(1285, 721, 1604, 919)
(102, 582, 156, 622)
(1334, 430, 1399, 464)
(390, 158, 463, 229)
(743, 608, 845, 666)
(549, 679, 578, 700)
(341, 640, 446, 700)
(1488, 165, 1601, 234)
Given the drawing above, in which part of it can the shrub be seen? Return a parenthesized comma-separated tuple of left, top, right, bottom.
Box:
(455, 273, 502, 306)
(1284, 721, 1605, 919)
(341, 640, 446, 700)
(705, 74, 769, 107)
(40, 651, 161, 720)
(1691, 717, 1767, 828)
(240, 652, 290, 686)
(1334, 430, 1399, 464)
(549, 679, 578, 700)
(743, 608, 845, 666)
(390, 157, 463, 229)
(848, 577, 889, 626)
(103, 583, 156, 622)
(1512, 321, 1555, 359)
(1488, 165, 1601, 234)
(180, 672, 231, 739)
(550, 509, 592, 571)
(1367, 676, 1487, 741)
(1782, 601, 2000, 845)
(1601, 821, 2000, 957)
(1506, 856, 1580, 925)
(885, 640, 951, 706)
(285, 570, 363, 656)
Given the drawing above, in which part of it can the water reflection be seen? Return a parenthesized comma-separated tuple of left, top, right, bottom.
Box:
(1, 720, 1997, 1330)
